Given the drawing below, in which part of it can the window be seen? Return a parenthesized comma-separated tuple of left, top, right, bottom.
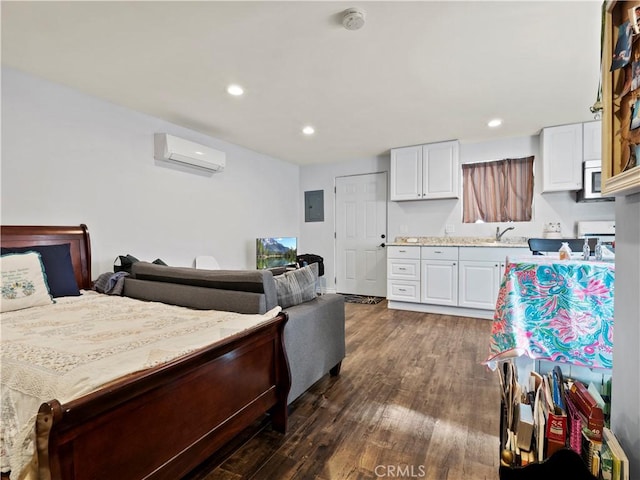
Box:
(462, 156, 534, 223)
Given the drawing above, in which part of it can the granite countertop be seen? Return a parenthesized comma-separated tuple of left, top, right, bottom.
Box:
(388, 236, 530, 248)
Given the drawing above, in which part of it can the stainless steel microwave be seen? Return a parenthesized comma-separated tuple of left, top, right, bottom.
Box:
(577, 160, 614, 202)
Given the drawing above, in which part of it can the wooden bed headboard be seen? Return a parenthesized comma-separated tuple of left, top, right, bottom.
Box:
(1, 224, 92, 289)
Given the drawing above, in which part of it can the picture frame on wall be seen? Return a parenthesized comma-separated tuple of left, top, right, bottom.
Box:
(602, 0, 640, 195)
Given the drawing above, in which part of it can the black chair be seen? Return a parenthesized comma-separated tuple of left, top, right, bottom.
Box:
(527, 238, 597, 256)
(297, 253, 324, 276)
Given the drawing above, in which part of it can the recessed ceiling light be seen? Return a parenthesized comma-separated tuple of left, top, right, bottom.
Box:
(488, 118, 503, 128)
(302, 126, 315, 135)
(227, 84, 244, 96)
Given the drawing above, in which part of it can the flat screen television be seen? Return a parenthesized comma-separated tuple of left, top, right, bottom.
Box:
(256, 237, 297, 269)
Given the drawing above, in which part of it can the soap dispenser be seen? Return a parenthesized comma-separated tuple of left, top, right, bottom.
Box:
(559, 242, 572, 260)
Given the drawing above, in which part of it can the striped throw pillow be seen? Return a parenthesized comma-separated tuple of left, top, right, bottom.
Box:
(273, 263, 318, 308)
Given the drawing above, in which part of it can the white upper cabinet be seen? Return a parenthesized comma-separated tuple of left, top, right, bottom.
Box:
(582, 120, 602, 162)
(390, 140, 459, 201)
(390, 145, 422, 200)
(541, 123, 582, 192)
(422, 141, 460, 199)
(541, 122, 603, 192)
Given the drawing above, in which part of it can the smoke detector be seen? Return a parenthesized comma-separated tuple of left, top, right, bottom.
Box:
(342, 8, 366, 31)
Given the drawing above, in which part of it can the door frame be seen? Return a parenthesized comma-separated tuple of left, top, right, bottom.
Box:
(333, 171, 389, 296)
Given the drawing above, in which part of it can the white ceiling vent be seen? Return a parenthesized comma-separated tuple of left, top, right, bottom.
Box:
(342, 8, 365, 31)
(154, 133, 225, 173)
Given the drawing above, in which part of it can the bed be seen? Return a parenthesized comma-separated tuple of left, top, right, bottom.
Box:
(1, 224, 290, 480)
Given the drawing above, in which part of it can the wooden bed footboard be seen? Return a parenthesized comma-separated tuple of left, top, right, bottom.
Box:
(34, 313, 290, 480)
(2, 225, 290, 480)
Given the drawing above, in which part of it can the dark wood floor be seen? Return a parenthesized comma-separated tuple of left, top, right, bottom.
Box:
(186, 301, 500, 480)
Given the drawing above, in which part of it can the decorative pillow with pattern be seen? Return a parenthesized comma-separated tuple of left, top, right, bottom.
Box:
(273, 263, 318, 308)
(1, 243, 80, 297)
(1, 252, 54, 312)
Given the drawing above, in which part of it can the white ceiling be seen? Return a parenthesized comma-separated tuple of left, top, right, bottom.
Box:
(1, 1, 603, 166)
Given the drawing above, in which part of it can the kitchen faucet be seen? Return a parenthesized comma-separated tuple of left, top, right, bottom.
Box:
(496, 226, 515, 241)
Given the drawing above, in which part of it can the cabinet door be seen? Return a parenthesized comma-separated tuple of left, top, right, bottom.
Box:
(541, 124, 583, 192)
(390, 146, 422, 201)
(583, 120, 602, 161)
(458, 261, 501, 310)
(421, 260, 458, 306)
(422, 141, 460, 199)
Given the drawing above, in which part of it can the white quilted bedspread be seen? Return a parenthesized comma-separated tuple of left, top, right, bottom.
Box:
(0, 291, 281, 477)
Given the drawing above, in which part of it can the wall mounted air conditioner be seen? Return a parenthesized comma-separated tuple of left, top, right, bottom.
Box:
(154, 133, 226, 172)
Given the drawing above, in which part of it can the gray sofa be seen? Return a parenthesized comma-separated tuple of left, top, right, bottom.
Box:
(123, 262, 345, 404)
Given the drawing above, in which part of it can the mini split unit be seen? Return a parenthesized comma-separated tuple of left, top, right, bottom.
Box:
(154, 133, 226, 172)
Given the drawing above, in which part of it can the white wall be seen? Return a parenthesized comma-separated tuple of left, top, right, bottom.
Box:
(388, 136, 616, 240)
(300, 135, 616, 293)
(611, 193, 640, 473)
(299, 156, 390, 292)
(1, 68, 300, 275)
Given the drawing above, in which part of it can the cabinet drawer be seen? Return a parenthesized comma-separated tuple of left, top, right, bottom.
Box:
(459, 247, 529, 262)
(387, 280, 420, 302)
(387, 245, 421, 259)
(387, 259, 420, 281)
(421, 246, 458, 261)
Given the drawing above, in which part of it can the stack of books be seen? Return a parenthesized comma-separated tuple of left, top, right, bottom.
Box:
(498, 361, 629, 477)
(599, 427, 630, 480)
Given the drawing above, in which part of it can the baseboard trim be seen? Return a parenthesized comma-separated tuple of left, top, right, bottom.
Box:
(387, 300, 493, 320)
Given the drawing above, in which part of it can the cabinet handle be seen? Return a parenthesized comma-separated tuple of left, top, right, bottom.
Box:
(398, 267, 407, 271)
(399, 249, 406, 253)
(453, 262, 456, 266)
(434, 250, 442, 254)
(398, 288, 407, 292)
(495, 264, 499, 267)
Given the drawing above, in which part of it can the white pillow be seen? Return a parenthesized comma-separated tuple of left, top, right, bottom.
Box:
(1, 252, 54, 312)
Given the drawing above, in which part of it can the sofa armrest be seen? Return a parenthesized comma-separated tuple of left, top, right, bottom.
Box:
(283, 294, 346, 404)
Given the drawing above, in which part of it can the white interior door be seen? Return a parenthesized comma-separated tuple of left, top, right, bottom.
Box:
(335, 172, 387, 296)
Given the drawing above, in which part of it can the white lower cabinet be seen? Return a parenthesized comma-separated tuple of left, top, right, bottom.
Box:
(387, 244, 529, 315)
(387, 246, 421, 302)
(458, 247, 529, 309)
(421, 247, 458, 306)
(458, 261, 501, 309)
(421, 260, 458, 305)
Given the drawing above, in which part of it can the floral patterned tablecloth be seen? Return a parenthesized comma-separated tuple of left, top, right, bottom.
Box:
(487, 257, 614, 370)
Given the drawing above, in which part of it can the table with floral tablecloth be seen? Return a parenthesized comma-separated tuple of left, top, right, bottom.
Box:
(486, 256, 614, 370)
